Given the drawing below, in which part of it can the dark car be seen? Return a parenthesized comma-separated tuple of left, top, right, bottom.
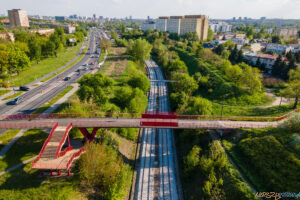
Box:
(64, 77, 71, 81)
(12, 97, 23, 105)
(75, 69, 81, 72)
(19, 86, 30, 91)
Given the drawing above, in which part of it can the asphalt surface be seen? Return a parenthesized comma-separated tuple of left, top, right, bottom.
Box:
(0, 28, 103, 116)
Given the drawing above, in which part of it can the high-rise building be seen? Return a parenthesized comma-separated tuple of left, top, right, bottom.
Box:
(8, 9, 29, 27)
(156, 16, 169, 32)
(180, 15, 209, 40)
(93, 14, 96, 20)
(155, 15, 209, 40)
(55, 16, 66, 21)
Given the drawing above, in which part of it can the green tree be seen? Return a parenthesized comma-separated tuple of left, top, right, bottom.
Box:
(100, 39, 111, 52)
(0, 50, 9, 74)
(207, 28, 214, 41)
(185, 97, 213, 115)
(28, 36, 41, 63)
(238, 64, 262, 94)
(126, 38, 152, 64)
(281, 67, 300, 109)
(272, 35, 281, 43)
(171, 72, 198, 95)
(127, 73, 150, 94)
(7, 45, 31, 74)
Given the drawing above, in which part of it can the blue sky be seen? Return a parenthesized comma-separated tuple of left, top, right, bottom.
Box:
(1, 0, 300, 19)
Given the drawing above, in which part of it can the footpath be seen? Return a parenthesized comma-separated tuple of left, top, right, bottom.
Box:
(0, 50, 107, 176)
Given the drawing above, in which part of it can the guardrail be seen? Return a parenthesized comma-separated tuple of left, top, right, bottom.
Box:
(55, 123, 73, 158)
(32, 122, 58, 167)
(1, 109, 299, 123)
(66, 147, 85, 169)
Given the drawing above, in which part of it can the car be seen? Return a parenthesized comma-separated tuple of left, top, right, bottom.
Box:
(90, 67, 94, 70)
(12, 97, 23, 105)
(90, 62, 95, 65)
(64, 77, 71, 81)
(83, 67, 88, 71)
(83, 64, 88, 66)
(90, 55, 94, 58)
(75, 69, 81, 72)
(19, 86, 30, 91)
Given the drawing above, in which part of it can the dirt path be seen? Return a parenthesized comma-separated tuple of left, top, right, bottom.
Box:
(260, 89, 292, 108)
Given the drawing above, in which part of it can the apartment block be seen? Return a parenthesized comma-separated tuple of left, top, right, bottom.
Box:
(8, 9, 29, 27)
(142, 14, 209, 40)
(167, 16, 183, 35)
(156, 16, 169, 32)
(180, 15, 209, 40)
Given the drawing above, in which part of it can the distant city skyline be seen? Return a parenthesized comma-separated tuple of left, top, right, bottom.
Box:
(1, 0, 300, 19)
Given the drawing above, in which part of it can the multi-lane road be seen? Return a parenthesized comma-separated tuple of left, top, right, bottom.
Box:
(135, 60, 181, 200)
(0, 28, 103, 116)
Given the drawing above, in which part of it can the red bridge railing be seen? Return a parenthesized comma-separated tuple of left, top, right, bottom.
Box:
(32, 122, 58, 167)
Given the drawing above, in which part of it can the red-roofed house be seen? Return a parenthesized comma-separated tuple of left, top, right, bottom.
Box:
(244, 52, 281, 73)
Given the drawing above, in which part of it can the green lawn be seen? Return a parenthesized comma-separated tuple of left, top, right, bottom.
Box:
(0, 129, 84, 200)
(0, 129, 20, 151)
(0, 129, 48, 172)
(3, 91, 23, 100)
(222, 127, 300, 193)
(41, 39, 90, 83)
(0, 90, 10, 96)
(33, 86, 74, 114)
(10, 43, 83, 87)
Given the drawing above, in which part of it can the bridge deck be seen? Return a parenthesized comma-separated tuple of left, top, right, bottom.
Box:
(0, 118, 279, 129)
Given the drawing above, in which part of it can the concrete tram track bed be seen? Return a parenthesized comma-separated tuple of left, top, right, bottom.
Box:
(134, 59, 181, 200)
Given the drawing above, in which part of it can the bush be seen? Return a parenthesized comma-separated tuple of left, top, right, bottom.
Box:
(185, 97, 213, 115)
(78, 142, 131, 199)
(280, 113, 300, 132)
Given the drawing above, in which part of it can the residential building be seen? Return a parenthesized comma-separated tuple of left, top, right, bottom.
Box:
(266, 44, 292, 54)
(64, 25, 76, 34)
(29, 28, 55, 36)
(0, 32, 15, 42)
(55, 16, 66, 21)
(209, 21, 232, 33)
(167, 16, 182, 35)
(141, 20, 156, 31)
(244, 52, 279, 73)
(143, 15, 209, 40)
(250, 43, 264, 53)
(156, 16, 169, 32)
(231, 38, 249, 45)
(275, 28, 298, 38)
(180, 15, 209, 41)
(7, 9, 29, 27)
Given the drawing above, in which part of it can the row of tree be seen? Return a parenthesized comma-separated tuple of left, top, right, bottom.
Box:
(0, 26, 87, 78)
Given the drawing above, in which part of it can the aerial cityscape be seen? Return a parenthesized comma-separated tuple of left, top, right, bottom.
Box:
(0, 0, 299, 200)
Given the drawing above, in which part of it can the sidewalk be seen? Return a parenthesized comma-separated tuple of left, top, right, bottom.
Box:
(0, 37, 106, 176)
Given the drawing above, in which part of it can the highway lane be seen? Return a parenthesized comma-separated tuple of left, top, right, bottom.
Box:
(0, 28, 103, 115)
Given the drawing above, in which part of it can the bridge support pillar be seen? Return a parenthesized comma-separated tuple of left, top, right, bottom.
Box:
(78, 127, 100, 141)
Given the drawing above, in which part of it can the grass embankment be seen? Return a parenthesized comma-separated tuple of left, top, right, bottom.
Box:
(41, 39, 90, 83)
(0, 90, 10, 97)
(221, 118, 300, 193)
(0, 129, 20, 150)
(100, 46, 127, 78)
(3, 92, 23, 100)
(32, 86, 74, 114)
(10, 42, 83, 87)
(175, 129, 257, 199)
(98, 49, 106, 64)
(171, 47, 298, 117)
